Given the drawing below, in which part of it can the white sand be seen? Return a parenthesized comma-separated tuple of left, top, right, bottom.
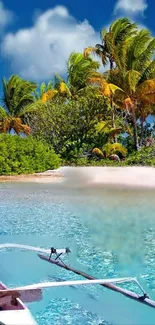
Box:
(59, 166, 155, 189)
(1, 166, 155, 189)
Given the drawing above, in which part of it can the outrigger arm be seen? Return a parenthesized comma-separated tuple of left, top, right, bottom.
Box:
(0, 243, 154, 309)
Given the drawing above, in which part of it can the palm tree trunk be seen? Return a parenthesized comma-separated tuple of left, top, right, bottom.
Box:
(110, 58, 114, 70)
(109, 58, 117, 143)
(131, 107, 138, 151)
(140, 119, 144, 147)
(110, 97, 117, 143)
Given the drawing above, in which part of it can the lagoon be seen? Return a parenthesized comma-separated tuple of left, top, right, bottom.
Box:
(0, 181, 155, 324)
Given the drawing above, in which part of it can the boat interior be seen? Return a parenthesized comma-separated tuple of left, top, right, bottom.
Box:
(0, 283, 24, 311)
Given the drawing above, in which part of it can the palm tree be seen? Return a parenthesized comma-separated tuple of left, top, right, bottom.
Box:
(40, 52, 100, 104)
(54, 73, 71, 97)
(109, 28, 155, 150)
(52, 52, 100, 99)
(0, 75, 37, 134)
(67, 52, 100, 95)
(114, 76, 155, 150)
(89, 27, 155, 150)
(137, 104, 154, 146)
(34, 81, 59, 102)
(84, 18, 137, 70)
(84, 18, 137, 141)
(34, 81, 53, 99)
(89, 71, 155, 150)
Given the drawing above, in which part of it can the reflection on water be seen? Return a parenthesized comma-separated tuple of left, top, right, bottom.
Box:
(0, 182, 155, 324)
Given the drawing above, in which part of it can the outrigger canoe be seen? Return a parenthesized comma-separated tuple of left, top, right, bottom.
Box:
(0, 243, 154, 325)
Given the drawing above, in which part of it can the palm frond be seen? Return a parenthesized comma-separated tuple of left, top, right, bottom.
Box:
(2, 75, 37, 115)
(84, 47, 98, 58)
(40, 82, 46, 97)
(102, 142, 127, 157)
(133, 39, 155, 73)
(59, 82, 71, 97)
(88, 72, 124, 98)
(0, 116, 31, 135)
(140, 60, 155, 82)
(67, 52, 99, 91)
(136, 79, 155, 104)
(41, 90, 58, 102)
(19, 100, 46, 116)
(111, 18, 137, 45)
(124, 70, 141, 93)
(0, 107, 7, 119)
(100, 28, 107, 43)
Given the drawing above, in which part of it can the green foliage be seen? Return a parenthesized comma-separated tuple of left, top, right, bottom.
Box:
(102, 143, 127, 158)
(92, 147, 104, 158)
(0, 75, 37, 135)
(67, 157, 121, 167)
(34, 81, 53, 100)
(1, 18, 155, 169)
(0, 134, 61, 175)
(125, 145, 155, 166)
(27, 89, 109, 159)
(85, 18, 137, 69)
(67, 52, 100, 93)
(2, 75, 37, 116)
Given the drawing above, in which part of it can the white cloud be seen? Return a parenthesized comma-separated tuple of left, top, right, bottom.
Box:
(0, 1, 13, 30)
(115, 0, 148, 15)
(2, 6, 100, 80)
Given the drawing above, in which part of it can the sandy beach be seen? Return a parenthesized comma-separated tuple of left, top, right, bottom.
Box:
(1, 166, 155, 189)
(0, 170, 63, 183)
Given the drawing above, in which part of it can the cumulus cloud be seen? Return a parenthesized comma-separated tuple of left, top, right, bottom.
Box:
(2, 6, 100, 80)
(0, 1, 13, 30)
(115, 0, 148, 15)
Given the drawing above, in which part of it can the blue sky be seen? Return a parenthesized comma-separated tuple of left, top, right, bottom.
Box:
(0, 0, 153, 84)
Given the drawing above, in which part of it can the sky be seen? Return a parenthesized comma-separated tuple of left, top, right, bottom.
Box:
(0, 0, 154, 84)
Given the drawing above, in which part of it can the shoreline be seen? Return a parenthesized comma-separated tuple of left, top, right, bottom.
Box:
(0, 171, 63, 183)
(0, 166, 155, 189)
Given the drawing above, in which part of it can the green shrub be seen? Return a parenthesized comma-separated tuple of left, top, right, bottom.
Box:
(92, 148, 104, 158)
(102, 143, 127, 158)
(67, 146, 155, 167)
(67, 157, 121, 167)
(125, 146, 155, 166)
(0, 134, 61, 175)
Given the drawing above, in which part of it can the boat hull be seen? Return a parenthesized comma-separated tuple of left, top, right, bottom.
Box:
(0, 282, 37, 325)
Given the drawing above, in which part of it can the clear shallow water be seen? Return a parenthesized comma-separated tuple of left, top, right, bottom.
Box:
(0, 182, 155, 324)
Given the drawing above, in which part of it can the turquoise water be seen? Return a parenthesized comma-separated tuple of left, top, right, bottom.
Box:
(0, 182, 155, 324)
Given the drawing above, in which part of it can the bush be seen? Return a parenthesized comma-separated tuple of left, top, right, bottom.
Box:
(67, 145, 155, 167)
(0, 134, 61, 175)
(67, 157, 121, 167)
(92, 148, 104, 158)
(125, 146, 155, 166)
(102, 143, 127, 158)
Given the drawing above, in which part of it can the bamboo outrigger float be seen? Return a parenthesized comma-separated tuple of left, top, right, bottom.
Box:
(0, 243, 154, 325)
(38, 247, 155, 309)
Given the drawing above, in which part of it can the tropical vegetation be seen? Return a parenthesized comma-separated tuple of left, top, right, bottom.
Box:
(0, 134, 61, 175)
(1, 17, 155, 174)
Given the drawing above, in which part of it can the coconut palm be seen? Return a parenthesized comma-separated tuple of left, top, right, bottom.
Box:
(114, 75, 155, 150)
(67, 52, 100, 94)
(84, 18, 137, 140)
(137, 104, 154, 146)
(33, 81, 59, 103)
(109, 28, 155, 149)
(89, 70, 155, 150)
(89, 27, 155, 150)
(111, 28, 155, 77)
(0, 75, 37, 134)
(54, 73, 71, 97)
(53, 52, 100, 99)
(34, 81, 53, 99)
(84, 17, 137, 70)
